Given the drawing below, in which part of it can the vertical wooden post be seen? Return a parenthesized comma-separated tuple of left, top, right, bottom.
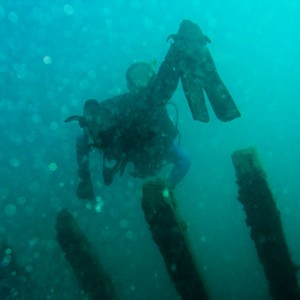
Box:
(232, 147, 300, 300)
(56, 209, 117, 300)
(142, 179, 209, 300)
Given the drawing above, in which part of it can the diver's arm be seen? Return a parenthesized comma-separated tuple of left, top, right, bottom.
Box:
(76, 135, 90, 177)
(148, 44, 181, 107)
(76, 134, 94, 200)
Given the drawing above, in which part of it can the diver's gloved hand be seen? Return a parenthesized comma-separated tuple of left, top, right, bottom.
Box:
(168, 19, 211, 58)
(77, 170, 95, 200)
(102, 167, 114, 186)
(76, 178, 94, 200)
(169, 20, 241, 122)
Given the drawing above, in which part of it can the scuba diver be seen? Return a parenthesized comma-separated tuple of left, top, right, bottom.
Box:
(72, 62, 191, 200)
(66, 20, 241, 201)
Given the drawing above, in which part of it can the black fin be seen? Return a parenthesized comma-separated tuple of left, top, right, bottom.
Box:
(65, 115, 81, 123)
(64, 115, 86, 127)
(181, 70, 209, 122)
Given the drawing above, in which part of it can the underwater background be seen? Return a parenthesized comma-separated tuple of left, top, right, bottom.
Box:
(1, 0, 300, 299)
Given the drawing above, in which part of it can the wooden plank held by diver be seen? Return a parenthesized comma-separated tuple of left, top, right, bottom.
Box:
(232, 148, 300, 300)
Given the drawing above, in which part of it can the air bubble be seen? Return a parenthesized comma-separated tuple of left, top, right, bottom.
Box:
(50, 122, 58, 130)
(43, 56, 52, 65)
(120, 219, 129, 229)
(8, 11, 18, 22)
(162, 188, 170, 198)
(4, 204, 17, 216)
(63, 4, 74, 15)
(79, 79, 89, 89)
(48, 162, 58, 172)
(126, 231, 134, 239)
(9, 158, 20, 168)
(18, 197, 26, 204)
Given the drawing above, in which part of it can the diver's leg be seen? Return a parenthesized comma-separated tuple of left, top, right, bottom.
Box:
(166, 143, 191, 188)
(76, 135, 94, 200)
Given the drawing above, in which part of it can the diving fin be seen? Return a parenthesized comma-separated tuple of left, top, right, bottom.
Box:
(64, 115, 85, 127)
(171, 20, 241, 122)
(181, 68, 209, 122)
(199, 48, 241, 122)
(203, 70, 241, 122)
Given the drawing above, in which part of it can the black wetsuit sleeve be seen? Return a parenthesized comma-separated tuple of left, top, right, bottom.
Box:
(148, 44, 181, 107)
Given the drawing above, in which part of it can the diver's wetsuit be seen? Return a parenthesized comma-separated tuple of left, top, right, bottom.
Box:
(76, 134, 190, 189)
(76, 91, 190, 194)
